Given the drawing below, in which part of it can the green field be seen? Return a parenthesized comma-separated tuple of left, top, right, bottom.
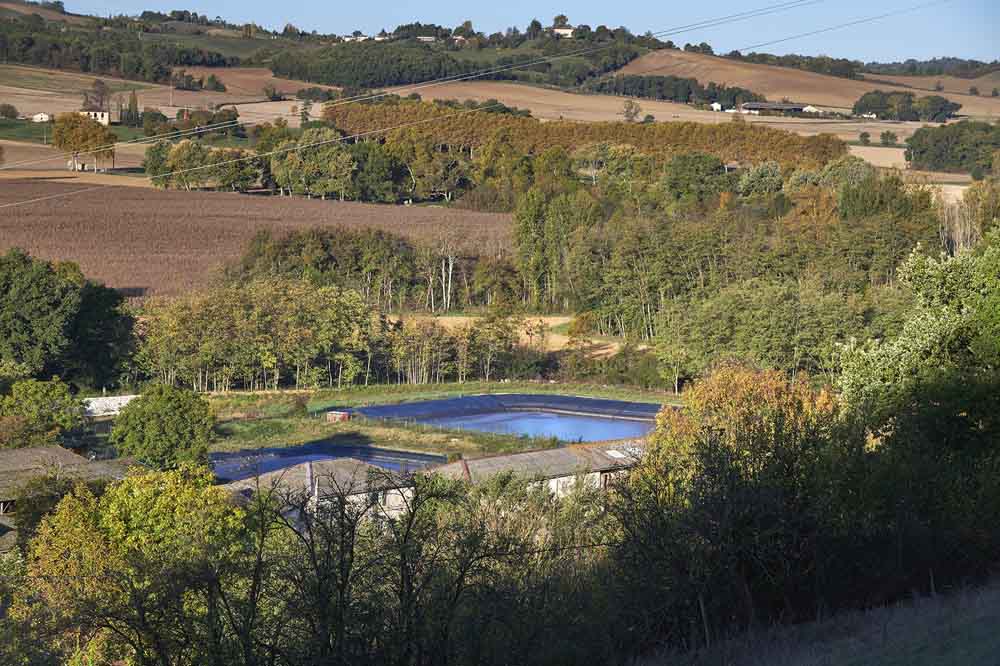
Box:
(0, 119, 146, 144)
(0, 64, 152, 94)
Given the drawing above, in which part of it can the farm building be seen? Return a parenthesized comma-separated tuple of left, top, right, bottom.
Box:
(433, 440, 645, 498)
(31, 112, 52, 123)
(710, 102, 724, 112)
(550, 26, 576, 38)
(0, 446, 134, 550)
(78, 110, 110, 126)
(416, 35, 437, 43)
(224, 458, 413, 520)
(739, 102, 810, 114)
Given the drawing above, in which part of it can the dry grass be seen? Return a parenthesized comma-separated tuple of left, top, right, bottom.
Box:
(0, 180, 512, 295)
(640, 581, 1000, 666)
(175, 66, 339, 98)
(621, 50, 1000, 119)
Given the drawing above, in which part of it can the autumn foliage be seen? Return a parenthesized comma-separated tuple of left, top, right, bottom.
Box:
(323, 99, 846, 170)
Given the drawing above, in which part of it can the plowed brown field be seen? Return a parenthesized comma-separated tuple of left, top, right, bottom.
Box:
(0, 180, 512, 296)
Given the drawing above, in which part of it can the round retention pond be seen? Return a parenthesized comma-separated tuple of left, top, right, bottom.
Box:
(353, 394, 661, 443)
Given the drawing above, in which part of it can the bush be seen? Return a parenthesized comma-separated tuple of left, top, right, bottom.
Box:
(859, 131, 870, 145)
(880, 130, 898, 147)
(109, 385, 212, 469)
(0, 378, 84, 448)
(0, 103, 17, 119)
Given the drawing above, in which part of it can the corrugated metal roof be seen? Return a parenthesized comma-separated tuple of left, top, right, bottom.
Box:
(0, 446, 133, 499)
(432, 440, 645, 484)
(225, 457, 400, 498)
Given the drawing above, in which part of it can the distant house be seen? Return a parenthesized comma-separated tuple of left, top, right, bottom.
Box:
(342, 34, 370, 42)
(710, 102, 723, 112)
(551, 26, 576, 38)
(451, 35, 467, 44)
(802, 105, 823, 114)
(416, 35, 437, 43)
(373, 34, 391, 42)
(79, 110, 110, 126)
(433, 440, 645, 498)
(31, 112, 52, 123)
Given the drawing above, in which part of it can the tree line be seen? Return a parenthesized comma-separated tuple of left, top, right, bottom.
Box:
(586, 73, 765, 107)
(0, 14, 238, 83)
(725, 49, 862, 78)
(905, 120, 1000, 176)
(852, 90, 962, 121)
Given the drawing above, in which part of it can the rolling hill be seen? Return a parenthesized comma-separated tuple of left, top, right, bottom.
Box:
(621, 49, 1000, 118)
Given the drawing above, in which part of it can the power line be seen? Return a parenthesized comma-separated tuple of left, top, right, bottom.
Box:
(0, 0, 826, 171)
(735, 0, 957, 52)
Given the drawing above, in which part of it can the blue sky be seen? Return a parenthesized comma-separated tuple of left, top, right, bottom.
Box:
(69, 0, 997, 62)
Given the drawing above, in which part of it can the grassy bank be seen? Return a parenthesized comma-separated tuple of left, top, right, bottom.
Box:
(641, 580, 1000, 666)
(209, 381, 676, 457)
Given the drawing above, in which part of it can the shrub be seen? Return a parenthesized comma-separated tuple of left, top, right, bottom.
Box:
(880, 130, 898, 146)
(109, 385, 212, 469)
(859, 131, 870, 145)
(0, 103, 17, 119)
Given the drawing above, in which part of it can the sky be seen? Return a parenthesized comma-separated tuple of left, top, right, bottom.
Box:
(67, 0, 997, 62)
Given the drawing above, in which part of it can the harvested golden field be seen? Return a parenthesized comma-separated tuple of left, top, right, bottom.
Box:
(0, 180, 512, 296)
(621, 50, 1000, 119)
(863, 70, 1000, 98)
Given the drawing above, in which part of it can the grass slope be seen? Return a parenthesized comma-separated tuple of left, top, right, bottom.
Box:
(642, 581, 1000, 666)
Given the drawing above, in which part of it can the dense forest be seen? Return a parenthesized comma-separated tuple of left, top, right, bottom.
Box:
(0, 14, 237, 82)
(269, 37, 646, 90)
(905, 120, 1000, 176)
(585, 74, 764, 107)
(864, 56, 1000, 78)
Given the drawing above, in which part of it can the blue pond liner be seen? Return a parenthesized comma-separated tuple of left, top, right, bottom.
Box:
(353, 394, 662, 442)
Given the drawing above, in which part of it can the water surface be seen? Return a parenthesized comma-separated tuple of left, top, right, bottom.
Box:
(419, 411, 653, 442)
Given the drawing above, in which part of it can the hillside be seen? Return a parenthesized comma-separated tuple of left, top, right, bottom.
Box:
(0, 0, 92, 25)
(0, 64, 322, 127)
(621, 50, 1000, 118)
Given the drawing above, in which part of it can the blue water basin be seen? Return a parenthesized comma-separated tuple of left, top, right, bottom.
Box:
(418, 411, 654, 442)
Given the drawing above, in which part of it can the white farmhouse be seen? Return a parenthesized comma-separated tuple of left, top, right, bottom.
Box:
(31, 112, 52, 123)
(78, 110, 110, 126)
(551, 26, 575, 38)
(710, 102, 723, 112)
